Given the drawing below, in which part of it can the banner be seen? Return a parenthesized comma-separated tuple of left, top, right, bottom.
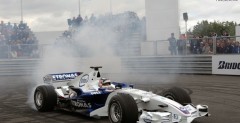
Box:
(212, 55, 240, 75)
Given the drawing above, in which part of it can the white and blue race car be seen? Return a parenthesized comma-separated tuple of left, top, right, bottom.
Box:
(34, 66, 209, 123)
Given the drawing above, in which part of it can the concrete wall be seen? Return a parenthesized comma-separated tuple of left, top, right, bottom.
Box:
(141, 42, 156, 55)
(145, 0, 179, 41)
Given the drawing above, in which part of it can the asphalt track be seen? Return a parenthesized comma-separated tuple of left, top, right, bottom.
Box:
(0, 74, 239, 123)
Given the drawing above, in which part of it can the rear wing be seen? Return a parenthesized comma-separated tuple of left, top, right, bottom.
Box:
(43, 72, 83, 83)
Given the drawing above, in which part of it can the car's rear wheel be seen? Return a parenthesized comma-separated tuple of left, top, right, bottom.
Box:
(34, 85, 57, 112)
(161, 87, 192, 105)
(108, 93, 138, 123)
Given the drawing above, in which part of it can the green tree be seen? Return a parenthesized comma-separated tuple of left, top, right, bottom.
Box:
(190, 20, 238, 36)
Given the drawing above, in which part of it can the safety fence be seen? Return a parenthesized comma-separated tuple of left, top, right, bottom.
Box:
(0, 36, 239, 60)
(142, 36, 240, 56)
(1, 55, 239, 76)
(0, 59, 39, 76)
(121, 55, 212, 74)
(0, 56, 212, 76)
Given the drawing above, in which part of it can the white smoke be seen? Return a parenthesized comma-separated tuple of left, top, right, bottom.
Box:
(27, 13, 142, 108)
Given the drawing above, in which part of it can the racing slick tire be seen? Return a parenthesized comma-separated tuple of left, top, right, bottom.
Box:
(161, 87, 192, 105)
(34, 85, 57, 112)
(108, 93, 138, 123)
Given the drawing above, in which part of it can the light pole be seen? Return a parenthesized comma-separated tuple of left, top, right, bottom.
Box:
(183, 12, 188, 55)
(109, 0, 112, 15)
(21, 0, 23, 22)
(185, 21, 187, 39)
(78, 0, 81, 15)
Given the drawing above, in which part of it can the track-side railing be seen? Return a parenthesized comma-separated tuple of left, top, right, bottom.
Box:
(121, 55, 212, 74)
(0, 55, 213, 76)
(0, 59, 40, 75)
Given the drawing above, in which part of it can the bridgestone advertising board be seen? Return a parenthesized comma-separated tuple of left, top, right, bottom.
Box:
(212, 55, 240, 75)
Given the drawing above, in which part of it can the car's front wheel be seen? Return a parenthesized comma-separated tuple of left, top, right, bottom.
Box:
(108, 93, 138, 123)
(34, 85, 57, 112)
(161, 87, 192, 105)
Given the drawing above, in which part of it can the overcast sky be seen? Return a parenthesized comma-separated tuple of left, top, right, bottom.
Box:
(0, 0, 239, 32)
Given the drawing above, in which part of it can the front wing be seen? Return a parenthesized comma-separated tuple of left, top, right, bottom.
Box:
(90, 88, 209, 123)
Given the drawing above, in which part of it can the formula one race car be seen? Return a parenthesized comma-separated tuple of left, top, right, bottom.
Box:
(34, 66, 209, 123)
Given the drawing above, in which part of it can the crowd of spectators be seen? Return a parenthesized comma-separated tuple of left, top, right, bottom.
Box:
(59, 14, 85, 43)
(64, 12, 144, 35)
(57, 12, 145, 52)
(169, 32, 240, 55)
(67, 14, 83, 29)
(168, 33, 187, 55)
(0, 21, 39, 58)
(189, 32, 240, 54)
(55, 30, 73, 47)
(62, 13, 240, 56)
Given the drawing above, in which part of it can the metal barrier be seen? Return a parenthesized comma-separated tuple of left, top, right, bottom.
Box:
(0, 56, 212, 76)
(0, 59, 40, 75)
(121, 55, 212, 74)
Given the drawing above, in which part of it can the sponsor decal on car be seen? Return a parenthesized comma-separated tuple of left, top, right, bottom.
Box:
(179, 107, 190, 114)
(52, 73, 80, 80)
(90, 91, 101, 95)
(71, 100, 91, 108)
